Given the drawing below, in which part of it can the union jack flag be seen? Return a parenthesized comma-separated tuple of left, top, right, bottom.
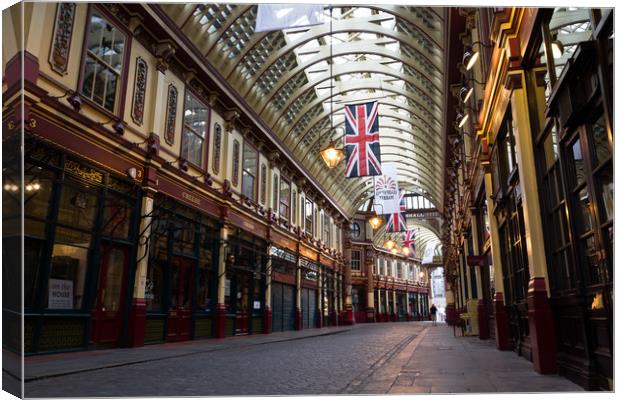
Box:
(385, 190, 406, 232)
(402, 229, 416, 256)
(344, 101, 382, 178)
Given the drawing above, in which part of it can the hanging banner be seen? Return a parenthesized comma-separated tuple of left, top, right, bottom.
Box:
(373, 164, 400, 214)
(255, 4, 325, 32)
(384, 189, 407, 233)
(422, 243, 436, 264)
(344, 101, 382, 177)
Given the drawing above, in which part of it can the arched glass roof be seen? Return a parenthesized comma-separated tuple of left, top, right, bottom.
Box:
(162, 4, 446, 216)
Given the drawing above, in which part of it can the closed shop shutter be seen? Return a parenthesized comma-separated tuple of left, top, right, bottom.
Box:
(282, 284, 295, 331)
(272, 282, 295, 332)
(308, 289, 317, 329)
(302, 288, 309, 329)
(271, 283, 283, 332)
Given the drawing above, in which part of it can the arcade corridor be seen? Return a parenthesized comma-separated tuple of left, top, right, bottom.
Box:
(2, 3, 614, 397)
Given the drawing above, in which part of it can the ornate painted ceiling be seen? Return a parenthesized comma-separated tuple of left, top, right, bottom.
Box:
(161, 4, 446, 219)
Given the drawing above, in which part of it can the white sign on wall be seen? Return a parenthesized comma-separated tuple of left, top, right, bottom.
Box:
(48, 279, 73, 309)
(373, 164, 400, 214)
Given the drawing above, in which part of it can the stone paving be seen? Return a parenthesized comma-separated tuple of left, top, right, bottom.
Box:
(21, 321, 584, 398)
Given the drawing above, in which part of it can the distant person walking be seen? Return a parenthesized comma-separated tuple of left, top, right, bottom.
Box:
(430, 304, 438, 326)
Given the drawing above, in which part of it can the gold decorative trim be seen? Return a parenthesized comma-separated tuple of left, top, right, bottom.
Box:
(64, 159, 103, 183)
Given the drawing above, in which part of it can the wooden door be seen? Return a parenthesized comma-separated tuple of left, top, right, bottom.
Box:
(167, 257, 194, 342)
(91, 244, 128, 346)
(234, 272, 251, 335)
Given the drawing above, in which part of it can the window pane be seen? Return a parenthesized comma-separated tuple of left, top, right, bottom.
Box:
(242, 145, 257, 174)
(101, 193, 131, 239)
(596, 167, 613, 223)
(577, 186, 593, 233)
(101, 248, 126, 312)
(182, 129, 204, 166)
(591, 115, 611, 166)
(146, 260, 164, 312)
(57, 185, 97, 232)
(570, 138, 585, 186)
(23, 238, 46, 309)
(48, 243, 89, 309)
(242, 172, 255, 199)
(242, 145, 257, 201)
(280, 180, 290, 219)
(305, 199, 313, 234)
(185, 95, 207, 138)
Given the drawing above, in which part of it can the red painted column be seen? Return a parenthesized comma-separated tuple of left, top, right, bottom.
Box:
(494, 292, 510, 350)
(477, 299, 490, 339)
(527, 277, 558, 374)
(127, 299, 146, 347)
(295, 308, 303, 330)
(214, 303, 227, 338)
(263, 305, 272, 334)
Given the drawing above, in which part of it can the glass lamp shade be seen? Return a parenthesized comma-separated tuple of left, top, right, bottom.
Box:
(368, 215, 382, 230)
(463, 50, 479, 71)
(320, 142, 345, 168)
(390, 247, 399, 255)
(402, 246, 410, 256)
(385, 239, 396, 250)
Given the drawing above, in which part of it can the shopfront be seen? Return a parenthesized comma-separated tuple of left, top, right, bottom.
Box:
(224, 229, 267, 336)
(396, 290, 407, 321)
(144, 194, 219, 343)
(352, 285, 367, 323)
(8, 142, 141, 353)
(270, 245, 297, 332)
(321, 266, 337, 326)
(300, 257, 319, 329)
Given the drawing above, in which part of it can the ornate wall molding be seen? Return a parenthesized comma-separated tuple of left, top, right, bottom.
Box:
(260, 163, 267, 204)
(232, 139, 240, 187)
(164, 84, 178, 145)
(49, 3, 76, 75)
(212, 122, 222, 174)
(131, 57, 148, 125)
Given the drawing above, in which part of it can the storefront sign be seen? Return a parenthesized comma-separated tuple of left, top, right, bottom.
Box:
(181, 191, 201, 205)
(300, 258, 318, 271)
(271, 246, 297, 263)
(48, 279, 73, 309)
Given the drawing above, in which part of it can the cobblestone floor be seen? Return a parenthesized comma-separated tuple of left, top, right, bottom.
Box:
(23, 322, 584, 398)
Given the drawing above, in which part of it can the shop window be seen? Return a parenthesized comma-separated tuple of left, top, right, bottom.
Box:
(197, 226, 215, 312)
(279, 179, 290, 221)
(305, 198, 314, 236)
(351, 250, 361, 271)
(57, 184, 98, 232)
(47, 243, 88, 310)
(101, 192, 132, 239)
(182, 91, 208, 167)
(396, 262, 403, 279)
(80, 10, 126, 113)
(23, 238, 46, 309)
(145, 260, 163, 312)
(242, 144, 258, 201)
(172, 217, 196, 255)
